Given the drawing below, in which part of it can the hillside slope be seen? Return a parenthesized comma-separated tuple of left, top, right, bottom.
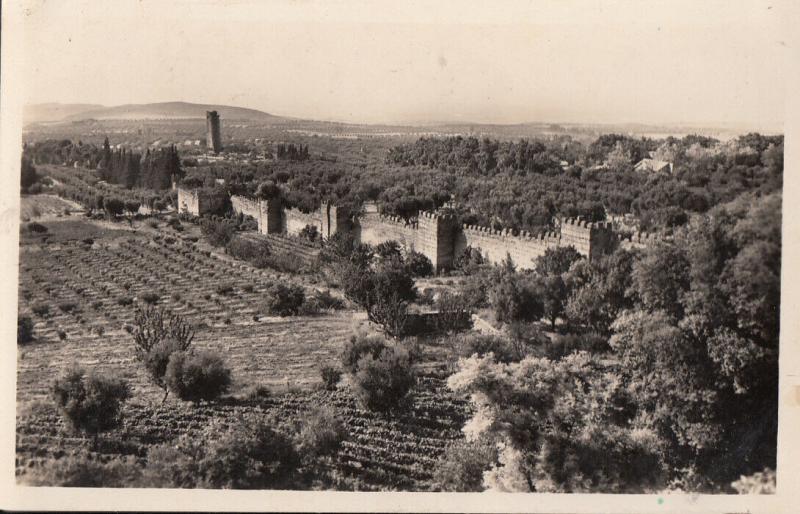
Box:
(61, 101, 284, 122)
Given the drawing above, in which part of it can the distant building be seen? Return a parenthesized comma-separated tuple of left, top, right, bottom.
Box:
(634, 158, 673, 174)
(206, 111, 223, 154)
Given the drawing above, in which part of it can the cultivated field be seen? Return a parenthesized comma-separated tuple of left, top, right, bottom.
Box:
(16, 204, 469, 490)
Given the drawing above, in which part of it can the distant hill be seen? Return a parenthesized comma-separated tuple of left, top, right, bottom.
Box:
(23, 103, 105, 124)
(24, 101, 286, 125)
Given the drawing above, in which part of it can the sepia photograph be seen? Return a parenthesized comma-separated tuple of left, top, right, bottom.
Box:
(2, 0, 799, 511)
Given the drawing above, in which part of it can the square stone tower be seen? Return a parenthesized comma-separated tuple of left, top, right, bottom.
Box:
(206, 111, 222, 154)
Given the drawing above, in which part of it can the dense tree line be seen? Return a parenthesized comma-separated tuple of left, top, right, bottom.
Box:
(97, 137, 182, 190)
(22, 138, 182, 191)
(181, 132, 781, 235)
(444, 191, 780, 492)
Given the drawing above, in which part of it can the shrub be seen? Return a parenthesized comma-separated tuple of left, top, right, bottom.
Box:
(263, 283, 305, 316)
(117, 296, 133, 306)
(293, 406, 347, 461)
(452, 333, 522, 364)
(456, 245, 486, 273)
(732, 468, 776, 494)
(340, 333, 388, 374)
(26, 222, 48, 233)
(18, 316, 34, 344)
(215, 283, 234, 296)
(140, 292, 160, 304)
(200, 217, 235, 247)
(314, 290, 345, 310)
(351, 344, 415, 412)
(320, 366, 342, 390)
(58, 301, 78, 313)
(433, 439, 498, 492)
(31, 303, 50, 317)
(241, 384, 272, 402)
(57, 329, 67, 341)
(299, 224, 319, 242)
(434, 291, 473, 333)
(165, 350, 232, 403)
(51, 366, 130, 439)
(405, 250, 433, 277)
(145, 418, 299, 489)
(19, 453, 142, 487)
(242, 284, 254, 293)
(543, 332, 609, 359)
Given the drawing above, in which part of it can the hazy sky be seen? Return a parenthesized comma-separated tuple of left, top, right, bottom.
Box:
(19, 0, 790, 128)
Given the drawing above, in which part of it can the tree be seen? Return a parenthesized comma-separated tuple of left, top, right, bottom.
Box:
(538, 275, 568, 328)
(534, 246, 582, 277)
(103, 197, 124, 218)
(132, 306, 195, 403)
(448, 353, 664, 492)
(491, 273, 543, 325)
(21, 156, 38, 192)
(18, 316, 34, 344)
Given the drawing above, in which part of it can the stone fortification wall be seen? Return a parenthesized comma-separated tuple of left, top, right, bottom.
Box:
(231, 195, 262, 222)
(618, 231, 671, 251)
(455, 224, 561, 269)
(177, 187, 227, 216)
(283, 206, 323, 237)
(356, 213, 418, 249)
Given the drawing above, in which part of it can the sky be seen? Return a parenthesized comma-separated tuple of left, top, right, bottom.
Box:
(18, 0, 791, 129)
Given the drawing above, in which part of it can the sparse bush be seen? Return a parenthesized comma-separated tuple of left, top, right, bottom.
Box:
(350, 343, 415, 412)
(215, 283, 234, 296)
(200, 217, 236, 247)
(145, 418, 299, 489)
(165, 350, 232, 403)
(434, 291, 473, 333)
(19, 453, 142, 487)
(117, 296, 133, 306)
(57, 329, 67, 341)
(242, 284, 254, 293)
(452, 333, 523, 363)
(26, 222, 48, 234)
(58, 301, 78, 313)
(18, 316, 34, 344)
(320, 366, 342, 390)
(433, 438, 498, 492)
(241, 384, 272, 402)
(141, 292, 160, 304)
(51, 366, 130, 440)
(31, 303, 50, 317)
(263, 283, 305, 316)
(293, 406, 347, 461)
(299, 224, 319, 242)
(340, 333, 388, 374)
(313, 289, 345, 310)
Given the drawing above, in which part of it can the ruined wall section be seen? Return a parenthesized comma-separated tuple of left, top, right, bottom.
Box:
(177, 187, 200, 216)
(177, 187, 227, 216)
(283, 207, 323, 237)
(230, 195, 262, 223)
(356, 213, 418, 249)
(455, 225, 561, 269)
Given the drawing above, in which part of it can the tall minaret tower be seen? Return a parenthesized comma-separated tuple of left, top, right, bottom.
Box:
(206, 110, 222, 154)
